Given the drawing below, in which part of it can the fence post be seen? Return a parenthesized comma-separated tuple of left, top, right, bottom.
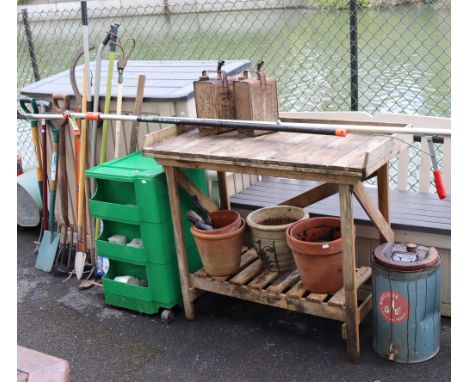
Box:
(349, 0, 358, 111)
(21, 8, 41, 82)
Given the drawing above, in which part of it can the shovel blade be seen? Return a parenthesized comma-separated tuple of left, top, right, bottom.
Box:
(35, 231, 60, 272)
(74, 251, 86, 280)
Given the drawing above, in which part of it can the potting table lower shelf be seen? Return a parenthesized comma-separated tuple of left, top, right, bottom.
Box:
(190, 249, 373, 324)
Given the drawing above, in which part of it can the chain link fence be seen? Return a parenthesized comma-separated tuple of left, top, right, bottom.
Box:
(17, 0, 450, 190)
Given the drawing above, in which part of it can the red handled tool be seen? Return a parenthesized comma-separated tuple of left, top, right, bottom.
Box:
(427, 136, 447, 200)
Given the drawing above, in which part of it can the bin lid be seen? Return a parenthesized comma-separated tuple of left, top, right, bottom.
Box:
(86, 151, 164, 181)
(373, 242, 439, 271)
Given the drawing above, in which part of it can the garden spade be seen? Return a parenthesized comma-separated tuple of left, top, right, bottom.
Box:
(35, 101, 60, 272)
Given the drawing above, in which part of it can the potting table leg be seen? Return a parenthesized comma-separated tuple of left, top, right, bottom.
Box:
(377, 164, 390, 244)
(217, 171, 230, 210)
(165, 166, 195, 320)
(339, 184, 360, 362)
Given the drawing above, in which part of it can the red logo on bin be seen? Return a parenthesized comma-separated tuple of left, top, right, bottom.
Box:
(378, 291, 409, 323)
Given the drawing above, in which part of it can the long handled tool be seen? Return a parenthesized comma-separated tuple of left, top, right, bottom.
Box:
(99, 24, 119, 164)
(94, 24, 119, 269)
(75, 65, 90, 280)
(114, 38, 135, 159)
(51, 94, 73, 273)
(90, 22, 119, 194)
(35, 101, 62, 272)
(18, 111, 453, 138)
(427, 137, 448, 200)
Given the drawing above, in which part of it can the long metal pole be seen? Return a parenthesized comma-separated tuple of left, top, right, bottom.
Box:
(350, 0, 359, 111)
(17, 111, 452, 137)
(21, 9, 41, 82)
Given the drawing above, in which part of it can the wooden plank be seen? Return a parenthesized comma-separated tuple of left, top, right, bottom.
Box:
(267, 269, 300, 294)
(306, 292, 328, 303)
(377, 164, 390, 243)
(353, 182, 394, 243)
(175, 168, 219, 213)
(286, 281, 308, 298)
(230, 259, 263, 285)
(217, 171, 231, 210)
(165, 166, 195, 320)
(190, 275, 346, 321)
(248, 270, 280, 289)
(328, 267, 372, 307)
(145, 157, 363, 185)
(358, 294, 373, 323)
(279, 182, 338, 208)
(339, 184, 360, 362)
(143, 125, 179, 147)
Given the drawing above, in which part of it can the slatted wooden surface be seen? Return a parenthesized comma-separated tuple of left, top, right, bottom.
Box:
(21, 60, 251, 102)
(191, 249, 372, 322)
(230, 177, 451, 235)
(143, 128, 404, 178)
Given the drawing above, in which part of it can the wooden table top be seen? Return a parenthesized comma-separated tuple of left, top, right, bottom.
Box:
(143, 128, 404, 180)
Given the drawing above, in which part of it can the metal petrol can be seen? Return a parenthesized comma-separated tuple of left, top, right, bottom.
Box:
(233, 60, 279, 136)
(193, 60, 236, 134)
(372, 242, 441, 363)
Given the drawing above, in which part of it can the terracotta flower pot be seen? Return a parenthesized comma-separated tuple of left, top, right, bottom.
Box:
(246, 205, 309, 272)
(286, 217, 344, 294)
(192, 210, 241, 235)
(191, 218, 246, 277)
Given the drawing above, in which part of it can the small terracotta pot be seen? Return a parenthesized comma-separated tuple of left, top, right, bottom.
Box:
(287, 217, 344, 294)
(192, 210, 241, 235)
(191, 218, 246, 277)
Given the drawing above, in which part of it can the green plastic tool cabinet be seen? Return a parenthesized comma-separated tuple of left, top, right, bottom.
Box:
(86, 151, 207, 316)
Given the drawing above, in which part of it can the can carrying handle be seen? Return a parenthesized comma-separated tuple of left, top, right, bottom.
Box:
(256, 60, 267, 87)
(200, 60, 229, 87)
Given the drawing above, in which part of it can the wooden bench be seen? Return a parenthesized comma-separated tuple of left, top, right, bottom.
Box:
(228, 112, 451, 316)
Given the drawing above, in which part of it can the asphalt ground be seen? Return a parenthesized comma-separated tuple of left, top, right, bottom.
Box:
(17, 226, 450, 382)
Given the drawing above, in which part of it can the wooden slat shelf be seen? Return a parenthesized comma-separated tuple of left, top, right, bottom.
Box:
(190, 249, 373, 323)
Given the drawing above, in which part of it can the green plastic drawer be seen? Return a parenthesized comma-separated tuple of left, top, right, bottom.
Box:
(103, 292, 161, 315)
(89, 200, 142, 223)
(96, 239, 146, 265)
(96, 219, 202, 266)
(102, 260, 183, 314)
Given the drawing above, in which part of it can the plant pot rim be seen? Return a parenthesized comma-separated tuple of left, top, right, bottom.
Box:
(192, 210, 241, 235)
(191, 218, 246, 240)
(246, 205, 309, 232)
(286, 217, 342, 250)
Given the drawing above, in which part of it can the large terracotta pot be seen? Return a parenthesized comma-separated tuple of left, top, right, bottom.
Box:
(192, 210, 241, 235)
(286, 217, 344, 293)
(191, 218, 246, 277)
(246, 205, 309, 272)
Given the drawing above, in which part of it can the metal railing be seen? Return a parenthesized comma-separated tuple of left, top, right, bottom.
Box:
(17, 0, 450, 190)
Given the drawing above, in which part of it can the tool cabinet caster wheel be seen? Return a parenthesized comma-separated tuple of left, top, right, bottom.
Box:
(161, 309, 175, 324)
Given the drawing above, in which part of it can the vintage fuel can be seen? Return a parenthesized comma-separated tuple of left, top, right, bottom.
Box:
(193, 60, 236, 134)
(233, 60, 279, 136)
(372, 242, 441, 363)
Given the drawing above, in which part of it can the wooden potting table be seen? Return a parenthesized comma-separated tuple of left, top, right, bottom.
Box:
(143, 124, 407, 361)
